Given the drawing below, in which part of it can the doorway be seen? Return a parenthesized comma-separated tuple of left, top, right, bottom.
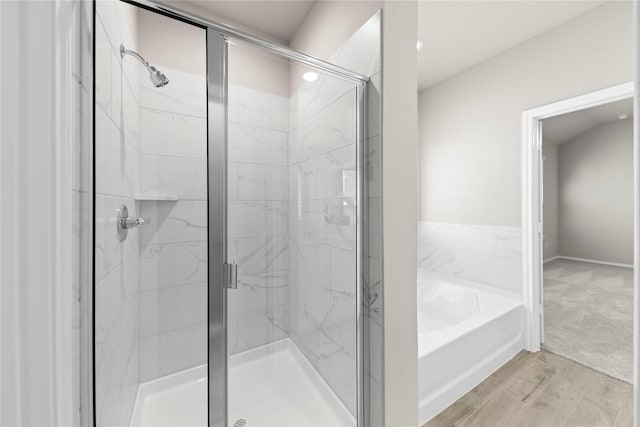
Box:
(540, 98, 634, 382)
(522, 82, 636, 378)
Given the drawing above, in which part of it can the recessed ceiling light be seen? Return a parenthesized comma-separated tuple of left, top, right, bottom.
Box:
(618, 114, 630, 120)
(303, 71, 318, 82)
(416, 39, 424, 51)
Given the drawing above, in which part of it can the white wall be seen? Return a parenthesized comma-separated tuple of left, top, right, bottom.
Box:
(381, 2, 419, 426)
(289, 1, 382, 62)
(558, 119, 634, 265)
(137, 9, 205, 76)
(418, 1, 633, 227)
(288, 0, 382, 95)
(1, 2, 60, 424)
(229, 43, 290, 97)
(542, 141, 559, 259)
(138, 7, 290, 97)
(154, 0, 291, 97)
(1, 0, 92, 425)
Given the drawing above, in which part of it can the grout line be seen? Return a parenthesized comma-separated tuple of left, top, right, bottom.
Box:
(139, 239, 208, 246)
(288, 87, 358, 132)
(139, 152, 207, 161)
(229, 122, 289, 133)
(140, 106, 207, 120)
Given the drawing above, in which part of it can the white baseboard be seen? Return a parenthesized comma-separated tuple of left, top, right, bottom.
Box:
(544, 255, 632, 269)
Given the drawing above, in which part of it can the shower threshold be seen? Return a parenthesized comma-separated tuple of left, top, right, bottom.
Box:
(130, 338, 355, 427)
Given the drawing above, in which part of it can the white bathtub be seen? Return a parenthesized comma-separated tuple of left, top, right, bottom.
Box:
(418, 270, 523, 425)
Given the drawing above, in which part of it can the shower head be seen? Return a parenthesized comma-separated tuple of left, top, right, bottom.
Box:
(120, 43, 169, 88)
(149, 67, 169, 88)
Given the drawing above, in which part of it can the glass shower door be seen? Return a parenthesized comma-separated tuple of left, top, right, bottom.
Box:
(224, 38, 361, 427)
(95, 4, 365, 426)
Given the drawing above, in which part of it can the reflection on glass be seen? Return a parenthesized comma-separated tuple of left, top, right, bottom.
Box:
(226, 39, 358, 427)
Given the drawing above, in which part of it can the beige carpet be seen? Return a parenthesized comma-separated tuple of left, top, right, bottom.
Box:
(543, 258, 633, 383)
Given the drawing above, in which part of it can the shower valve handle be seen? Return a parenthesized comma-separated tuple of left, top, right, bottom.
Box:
(116, 204, 149, 242)
(121, 217, 149, 229)
(121, 218, 150, 229)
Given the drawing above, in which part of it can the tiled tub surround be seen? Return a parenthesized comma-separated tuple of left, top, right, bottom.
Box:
(418, 221, 523, 295)
(94, 1, 141, 426)
(138, 65, 209, 382)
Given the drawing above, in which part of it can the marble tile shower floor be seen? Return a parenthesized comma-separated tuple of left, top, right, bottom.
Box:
(543, 259, 633, 382)
(130, 338, 355, 427)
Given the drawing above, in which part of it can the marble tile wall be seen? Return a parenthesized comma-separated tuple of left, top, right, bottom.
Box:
(418, 221, 523, 295)
(94, 1, 141, 425)
(227, 85, 291, 355)
(288, 77, 359, 414)
(137, 65, 209, 381)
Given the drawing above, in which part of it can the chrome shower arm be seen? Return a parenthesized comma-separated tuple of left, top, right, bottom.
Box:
(120, 43, 156, 73)
(119, 42, 169, 87)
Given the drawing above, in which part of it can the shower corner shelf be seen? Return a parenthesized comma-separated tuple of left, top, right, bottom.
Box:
(134, 193, 179, 201)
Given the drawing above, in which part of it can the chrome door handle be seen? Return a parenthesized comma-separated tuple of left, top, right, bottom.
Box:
(224, 262, 238, 289)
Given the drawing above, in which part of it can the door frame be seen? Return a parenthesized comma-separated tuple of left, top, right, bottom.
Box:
(206, 29, 228, 427)
(521, 81, 634, 352)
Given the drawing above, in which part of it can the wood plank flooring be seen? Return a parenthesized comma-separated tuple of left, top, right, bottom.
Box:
(425, 351, 632, 427)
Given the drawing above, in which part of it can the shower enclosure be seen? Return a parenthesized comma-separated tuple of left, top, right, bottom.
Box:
(93, 1, 379, 426)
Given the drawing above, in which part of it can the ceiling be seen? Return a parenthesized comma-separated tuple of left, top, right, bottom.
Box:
(542, 98, 633, 145)
(417, 1, 606, 91)
(179, 0, 315, 43)
(165, 1, 606, 90)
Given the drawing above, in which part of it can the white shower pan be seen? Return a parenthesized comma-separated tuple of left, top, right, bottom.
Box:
(130, 339, 355, 427)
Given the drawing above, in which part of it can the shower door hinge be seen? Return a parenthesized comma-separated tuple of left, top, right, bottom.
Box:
(224, 262, 238, 289)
